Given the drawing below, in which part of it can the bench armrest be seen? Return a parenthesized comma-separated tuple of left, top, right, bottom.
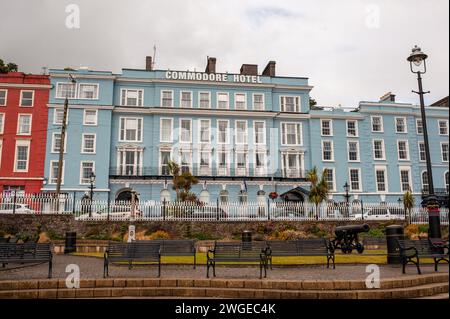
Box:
(399, 246, 418, 257)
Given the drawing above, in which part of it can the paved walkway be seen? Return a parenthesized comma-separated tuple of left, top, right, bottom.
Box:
(0, 255, 447, 281)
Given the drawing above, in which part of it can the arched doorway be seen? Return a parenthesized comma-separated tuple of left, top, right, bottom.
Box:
(115, 188, 139, 202)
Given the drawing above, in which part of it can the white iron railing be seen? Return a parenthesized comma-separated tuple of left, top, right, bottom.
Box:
(0, 194, 448, 224)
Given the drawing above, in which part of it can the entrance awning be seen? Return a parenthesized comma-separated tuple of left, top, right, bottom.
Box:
(280, 186, 310, 202)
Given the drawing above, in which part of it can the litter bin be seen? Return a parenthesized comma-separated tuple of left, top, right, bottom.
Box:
(242, 230, 252, 250)
(64, 232, 77, 254)
(385, 225, 404, 264)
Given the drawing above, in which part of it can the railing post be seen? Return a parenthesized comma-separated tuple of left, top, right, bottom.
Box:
(216, 198, 220, 221)
(163, 199, 166, 221)
(72, 191, 76, 215)
(107, 192, 111, 222)
(267, 199, 271, 221)
(361, 199, 364, 221)
(12, 190, 17, 215)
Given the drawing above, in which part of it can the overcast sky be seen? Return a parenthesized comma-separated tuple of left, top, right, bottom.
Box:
(0, 0, 448, 107)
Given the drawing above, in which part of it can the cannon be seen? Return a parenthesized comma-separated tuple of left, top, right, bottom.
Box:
(330, 224, 370, 254)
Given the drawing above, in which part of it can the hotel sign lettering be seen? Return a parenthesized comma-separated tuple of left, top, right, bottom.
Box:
(165, 71, 262, 84)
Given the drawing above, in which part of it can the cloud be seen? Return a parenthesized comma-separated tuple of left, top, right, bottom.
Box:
(0, 0, 448, 107)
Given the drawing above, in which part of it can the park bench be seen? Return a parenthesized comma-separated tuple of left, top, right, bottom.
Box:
(0, 243, 53, 278)
(206, 242, 269, 279)
(266, 239, 335, 269)
(103, 241, 161, 278)
(396, 239, 449, 274)
(142, 239, 197, 268)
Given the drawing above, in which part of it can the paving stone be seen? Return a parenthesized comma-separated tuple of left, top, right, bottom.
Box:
(238, 290, 255, 298)
(122, 287, 142, 297)
(193, 279, 210, 287)
(227, 280, 244, 288)
(18, 280, 38, 290)
(176, 288, 206, 297)
(38, 280, 58, 289)
(0, 290, 16, 298)
(113, 279, 127, 287)
(93, 288, 112, 297)
(142, 279, 160, 287)
(285, 281, 302, 290)
(126, 279, 143, 287)
(263, 290, 281, 299)
(349, 280, 366, 290)
(210, 280, 227, 288)
(244, 280, 262, 289)
(75, 288, 94, 298)
(111, 288, 123, 297)
(95, 279, 114, 288)
(333, 281, 350, 290)
(177, 279, 194, 287)
(0, 281, 18, 290)
(296, 291, 319, 299)
(79, 279, 96, 288)
(57, 289, 76, 298)
(17, 290, 39, 298)
(271, 281, 286, 289)
(38, 289, 58, 299)
(160, 279, 177, 287)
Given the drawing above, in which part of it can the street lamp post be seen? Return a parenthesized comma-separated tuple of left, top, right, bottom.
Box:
(343, 182, 351, 217)
(397, 197, 405, 220)
(407, 45, 441, 239)
(89, 172, 96, 217)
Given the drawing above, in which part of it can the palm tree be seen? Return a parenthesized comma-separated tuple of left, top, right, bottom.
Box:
(307, 167, 329, 219)
(168, 161, 199, 201)
(403, 190, 415, 224)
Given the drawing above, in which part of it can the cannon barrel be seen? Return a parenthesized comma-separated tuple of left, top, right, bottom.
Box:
(334, 224, 370, 237)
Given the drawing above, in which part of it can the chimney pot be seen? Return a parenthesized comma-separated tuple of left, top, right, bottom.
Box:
(379, 92, 396, 102)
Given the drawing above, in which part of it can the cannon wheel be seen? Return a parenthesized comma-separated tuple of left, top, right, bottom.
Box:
(341, 244, 352, 254)
(356, 242, 364, 254)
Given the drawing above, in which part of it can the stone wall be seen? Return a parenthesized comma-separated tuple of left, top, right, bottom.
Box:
(0, 214, 419, 242)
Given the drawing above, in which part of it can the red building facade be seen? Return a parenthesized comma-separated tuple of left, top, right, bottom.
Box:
(0, 72, 51, 194)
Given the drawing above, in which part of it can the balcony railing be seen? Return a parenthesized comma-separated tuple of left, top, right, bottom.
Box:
(421, 188, 449, 195)
(109, 167, 307, 180)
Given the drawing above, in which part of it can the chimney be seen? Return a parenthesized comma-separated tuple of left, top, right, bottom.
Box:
(262, 61, 276, 77)
(205, 57, 216, 74)
(240, 64, 258, 76)
(379, 92, 396, 102)
(145, 56, 153, 71)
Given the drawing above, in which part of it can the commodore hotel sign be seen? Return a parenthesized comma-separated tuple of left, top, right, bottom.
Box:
(165, 71, 263, 84)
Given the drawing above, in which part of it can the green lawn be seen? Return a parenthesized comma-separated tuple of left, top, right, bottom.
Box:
(70, 251, 435, 265)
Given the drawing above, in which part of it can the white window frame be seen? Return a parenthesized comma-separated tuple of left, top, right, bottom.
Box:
(416, 118, 423, 135)
(77, 83, 99, 100)
(81, 133, 97, 154)
(0, 113, 4, 134)
(418, 141, 426, 162)
(445, 171, 449, 193)
(280, 95, 300, 112)
(161, 90, 174, 107)
(399, 166, 413, 192)
(374, 165, 388, 193)
(254, 151, 266, 175)
(280, 122, 303, 146)
(121, 88, 144, 107)
(83, 109, 98, 126)
(160, 118, 173, 143)
(372, 139, 386, 160)
(323, 167, 336, 192)
(51, 132, 67, 154)
(0, 139, 3, 168)
(198, 91, 211, 108)
(13, 139, 30, 172)
(281, 152, 302, 178)
(346, 120, 359, 137)
(56, 82, 77, 99)
(179, 149, 192, 173)
(19, 90, 34, 107)
(395, 117, 407, 134)
(217, 92, 229, 109)
(179, 118, 193, 143)
(217, 120, 229, 145)
(79, 161, 95, 185)
(119, 117, 143, 142)
(53, 108, 68, 125)
(321, 140, 334, 162)
(234, 93, 247, 110)
(217, 150, 230, 175)
(17, 114, 32, 135)
(235, 151, 248, 176)
(180, 91, 193, 108)
(252, 93, 265, 111)
(421, 171, 429, 193)
(347, 140, 360, 162)
(198, 119, 211, 143)
(438, 119, 449, 136)
(159, 149, 172, 175)
(253, 121, 266, 145)
(371, 116, 384, 133)
(320, 119, 333, 136)
(235, 120, 248, 145)
(397, 140, 410, 161)
(0, 89, 7, 106)
(198, 150, 212, 175)
(348, 168, 362, 192)
(49, 160, 65, 185)
(441, 142, 449, 162)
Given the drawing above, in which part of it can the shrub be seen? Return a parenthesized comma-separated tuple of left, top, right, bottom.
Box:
(404, 224, 419, 239)
(277, 229, 310, 240)
(418, 224, 429, 234)
(366, 228, 385, 238)
(148, 230, 170, 240)
(192, 232, 219, 240)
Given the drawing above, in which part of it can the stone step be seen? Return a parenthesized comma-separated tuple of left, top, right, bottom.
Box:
(0, 273, 447, 291)
(0, 282, 447, 299)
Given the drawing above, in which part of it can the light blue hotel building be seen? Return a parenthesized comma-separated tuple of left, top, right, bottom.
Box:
(43, 57, 449, 204)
